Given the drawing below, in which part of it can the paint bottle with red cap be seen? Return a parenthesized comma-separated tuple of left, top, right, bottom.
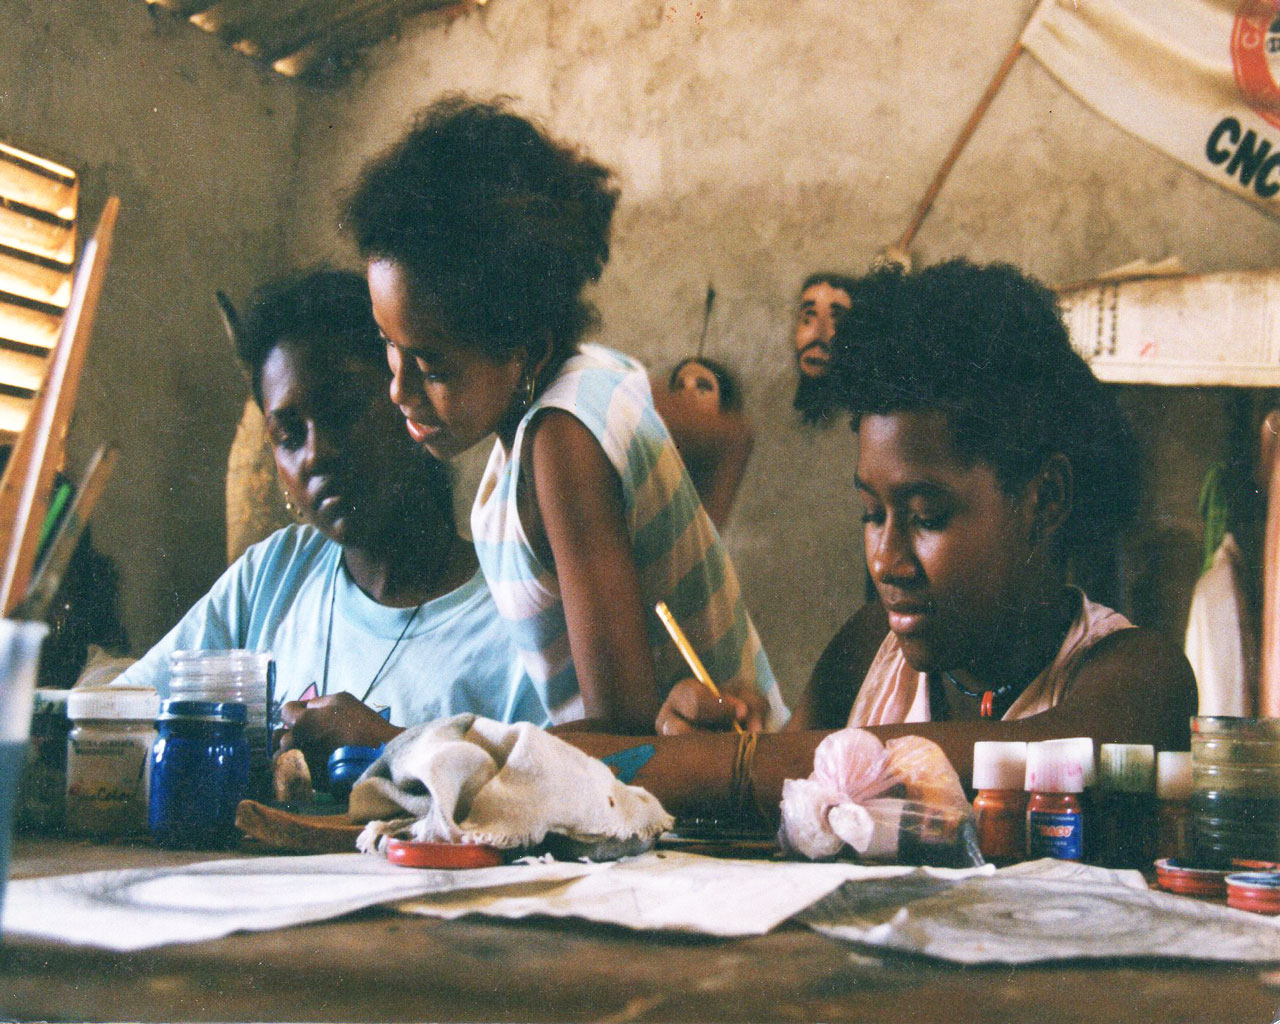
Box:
(1025, 741, 1086, 861)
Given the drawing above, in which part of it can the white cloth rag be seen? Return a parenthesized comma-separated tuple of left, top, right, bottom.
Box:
(348, 714, 673, 858)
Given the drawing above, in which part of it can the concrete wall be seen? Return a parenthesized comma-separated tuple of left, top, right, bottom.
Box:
(1, 1, 300, 652)
(16, 0, 1279, 703)
(285, 0, 1280, 706)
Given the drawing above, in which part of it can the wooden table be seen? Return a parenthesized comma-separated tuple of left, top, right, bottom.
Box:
(2, 837, 1278, 1023)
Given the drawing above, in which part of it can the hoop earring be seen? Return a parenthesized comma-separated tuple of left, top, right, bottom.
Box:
(512, 370, 538, 419)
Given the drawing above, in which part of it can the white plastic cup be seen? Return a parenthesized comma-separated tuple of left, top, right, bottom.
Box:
(0, 619, 49, 932)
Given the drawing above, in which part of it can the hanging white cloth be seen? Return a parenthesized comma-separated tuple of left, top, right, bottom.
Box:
(1185, 533, 1257, 717)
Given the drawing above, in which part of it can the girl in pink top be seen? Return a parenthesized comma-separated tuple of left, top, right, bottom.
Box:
(661, 260, 1194, 782)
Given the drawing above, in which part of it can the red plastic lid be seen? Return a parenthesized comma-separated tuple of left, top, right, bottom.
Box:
(1226, 871, 1280, 915)
(1154, 858, 1230, 898)
(385, 839, 505, 869)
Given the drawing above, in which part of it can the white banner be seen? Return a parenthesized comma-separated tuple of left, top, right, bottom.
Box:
(1022, 0, 1280, 216)
(1057, 267, 1280, 385)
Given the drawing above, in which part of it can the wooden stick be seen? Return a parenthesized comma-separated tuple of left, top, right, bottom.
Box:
(235, 799, 363, 853)
(893, 37, 1025, 255)
(1259, 412, 1280, 717)
(0, 197, 118, 616)
(696, 284, 715, 358)
(654, 601, 743, 734)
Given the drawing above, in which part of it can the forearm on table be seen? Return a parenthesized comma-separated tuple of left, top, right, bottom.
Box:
(562, 731, 826, 821)
(566, 707, 1174, 822)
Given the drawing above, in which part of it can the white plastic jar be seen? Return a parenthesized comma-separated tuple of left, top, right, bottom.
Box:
(65, 687, 160, 836)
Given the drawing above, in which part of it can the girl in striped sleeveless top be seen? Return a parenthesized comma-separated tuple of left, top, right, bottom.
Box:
(344, 96, 788, 734)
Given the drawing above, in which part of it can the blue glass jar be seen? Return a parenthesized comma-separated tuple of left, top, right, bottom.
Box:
(149, 700, 250, 849)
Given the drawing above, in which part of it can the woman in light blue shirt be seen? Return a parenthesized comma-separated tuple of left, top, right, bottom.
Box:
(114, 270, 547, 772)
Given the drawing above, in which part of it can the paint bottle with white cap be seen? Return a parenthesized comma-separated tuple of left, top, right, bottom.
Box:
(65, 686, 160, 836)
(972, 740, 1028, 865)
(1098, 743, 1156, 869)
(1025, 740, 1086, 861)
(1037, 736, 1096, 860)
(1155, 751, 1192, 861)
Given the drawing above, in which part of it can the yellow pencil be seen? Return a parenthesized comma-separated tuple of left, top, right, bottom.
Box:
(654, 601, 744, 734)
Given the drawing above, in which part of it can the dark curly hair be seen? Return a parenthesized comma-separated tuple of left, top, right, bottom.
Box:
(235, 267, 454, 526)
(668, 356, 743, 413)
(829, 258, 1140, 559)
(237, 269, 383, 407)
(342, 95, 619, 376)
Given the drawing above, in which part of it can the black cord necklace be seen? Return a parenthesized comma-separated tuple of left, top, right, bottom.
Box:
(315, 531, 456, 703)
(940, 670, 1021, 719)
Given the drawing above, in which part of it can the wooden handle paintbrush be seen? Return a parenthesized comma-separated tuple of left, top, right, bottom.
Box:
(654, 600, 743, 734)
(12, 444, 117, 622)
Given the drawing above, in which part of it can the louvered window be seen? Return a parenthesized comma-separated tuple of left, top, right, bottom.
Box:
(0, 142, 77, 442)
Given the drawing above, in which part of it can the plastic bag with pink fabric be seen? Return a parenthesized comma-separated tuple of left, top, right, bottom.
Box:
(778, 728, 983, 866)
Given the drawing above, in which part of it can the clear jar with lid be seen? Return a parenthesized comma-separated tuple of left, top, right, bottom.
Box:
(1191, 716, 1280, 866)
(65, 687, 160, 836)
(168, 650, 272, 797)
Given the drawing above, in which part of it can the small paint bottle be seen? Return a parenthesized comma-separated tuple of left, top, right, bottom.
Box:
(65, 687, 160, 837)
(971, 741, 1028, 865)
(1025, 741, 1086, 861)
(1097, 743, 1156, 869)
(1155, 751, 1192, 861)
(1038, 737, 1096, 860)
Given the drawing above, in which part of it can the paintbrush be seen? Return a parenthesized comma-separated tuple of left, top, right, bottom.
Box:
(654, 600, 743, 734)
(13, 444, 117, 622)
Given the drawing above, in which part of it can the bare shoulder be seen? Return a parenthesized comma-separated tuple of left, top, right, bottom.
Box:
(797, 600, 889, 730)
(1069, 624, 1198, 749)
(1075, 624, 1196, 688)
(525, 406, 600, 457)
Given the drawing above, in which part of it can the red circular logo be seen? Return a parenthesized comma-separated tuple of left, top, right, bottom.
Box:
(1233, 0, 1280, 131)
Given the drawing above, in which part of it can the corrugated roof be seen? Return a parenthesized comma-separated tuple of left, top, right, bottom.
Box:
(142, 0, 485, 82)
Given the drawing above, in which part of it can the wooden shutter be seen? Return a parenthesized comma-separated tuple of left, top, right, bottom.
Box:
(0, 142, 77, 441)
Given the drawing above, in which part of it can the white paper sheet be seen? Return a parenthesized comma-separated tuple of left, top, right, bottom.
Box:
(1, 852, 597, 950)
(2, 849, 990, 948)
(802, 858, 1280, 964)
(397, 850, 992, 936)
(15, 849, 1273, 963)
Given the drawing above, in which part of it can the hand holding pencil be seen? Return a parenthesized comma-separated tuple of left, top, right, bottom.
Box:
(655, 601, 758, 735)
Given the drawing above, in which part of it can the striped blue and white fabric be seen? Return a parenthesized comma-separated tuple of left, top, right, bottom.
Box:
(471, 343, 789, 728)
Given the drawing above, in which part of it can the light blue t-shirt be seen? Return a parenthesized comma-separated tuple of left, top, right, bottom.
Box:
(115, 524, 549, 728)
